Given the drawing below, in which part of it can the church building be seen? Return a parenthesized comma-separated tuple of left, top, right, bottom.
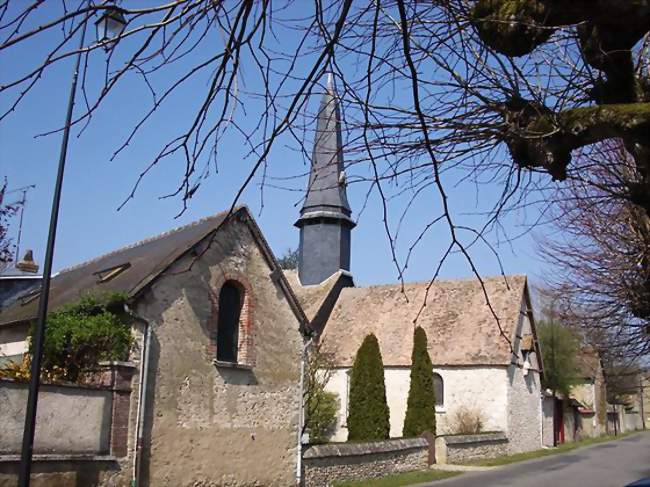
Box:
(286, 75, 545, 454)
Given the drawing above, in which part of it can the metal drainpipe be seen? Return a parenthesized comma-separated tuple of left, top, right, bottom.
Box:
(296, 337, 314, 486)
(125, 304, 151, 487)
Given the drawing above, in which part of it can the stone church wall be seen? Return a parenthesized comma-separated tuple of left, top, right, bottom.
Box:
(135, 217, 304, 487)
(506, 296, 542, 454)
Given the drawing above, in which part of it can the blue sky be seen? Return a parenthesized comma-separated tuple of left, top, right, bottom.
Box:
(0, 3, 554, 288)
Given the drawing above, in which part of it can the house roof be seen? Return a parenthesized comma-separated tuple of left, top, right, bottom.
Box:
(0, 207, 308, 330)
(0, 265, 42, 279)
(320, 275, 530, 367)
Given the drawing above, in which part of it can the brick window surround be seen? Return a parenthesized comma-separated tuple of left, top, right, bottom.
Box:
(209, 274, 255, 367)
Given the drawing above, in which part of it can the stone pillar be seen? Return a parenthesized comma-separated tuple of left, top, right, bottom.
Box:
(98, 361, 136, 457)
(421, 432, 436, 465)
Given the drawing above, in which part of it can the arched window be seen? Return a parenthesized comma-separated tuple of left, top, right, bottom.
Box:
(216, 281, 243, 363)
(433, 373, 444, 408)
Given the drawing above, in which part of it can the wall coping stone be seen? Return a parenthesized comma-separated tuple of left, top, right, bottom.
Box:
(442, 432, 508, 446)
(0, 454, 117, 463)
(0, 377, 112, 392)
(0, 361, 136, 392)
(96, 361, 136, 369)
(303, 438, 428, 459)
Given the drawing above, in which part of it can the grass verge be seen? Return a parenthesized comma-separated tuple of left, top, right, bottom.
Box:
(461, 431, 641, 467)
(333, 469, 462, 487)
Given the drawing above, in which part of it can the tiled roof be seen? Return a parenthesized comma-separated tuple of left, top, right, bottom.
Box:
(0, 209, 239, 326)
(0, 207, 308, 330)
(319, 275, 529, 366)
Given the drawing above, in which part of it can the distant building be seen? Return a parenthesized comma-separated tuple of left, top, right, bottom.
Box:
(0, 249, 41, 365)
(542, 347, 609, 446)
(0, 249, 41, 310)
(571, 347, 608, 438)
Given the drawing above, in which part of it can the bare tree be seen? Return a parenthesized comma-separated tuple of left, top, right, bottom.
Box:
(2, 1, 649, 325)
(539, 140, 650, 359)
(277, 248, 299, 270)
(0, 179, 20, 269)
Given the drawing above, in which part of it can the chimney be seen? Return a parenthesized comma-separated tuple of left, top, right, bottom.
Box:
(15, 249, 39, 274)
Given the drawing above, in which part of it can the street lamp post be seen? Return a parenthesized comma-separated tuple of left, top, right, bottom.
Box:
(18, 5, 126, 486)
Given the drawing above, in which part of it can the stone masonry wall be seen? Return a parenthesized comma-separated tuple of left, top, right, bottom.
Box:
(435, 433, 508, 464)
(507, 364, 541, 453)
(506, 294, 542, 454)
(0, 363, 136, 487)
(302, 439, 429, 487)
(0, 380, 112, 455)
(136, 217, 304, 487)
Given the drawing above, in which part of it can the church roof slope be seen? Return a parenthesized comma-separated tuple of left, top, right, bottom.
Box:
(320, 275, 529, 367)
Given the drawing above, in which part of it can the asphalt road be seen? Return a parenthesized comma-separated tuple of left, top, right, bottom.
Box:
(423, 432, 650, 487)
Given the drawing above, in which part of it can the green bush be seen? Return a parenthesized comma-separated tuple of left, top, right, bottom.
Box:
(307, 390, 339, 444)
(537, 319, 580, 397)
(29, 292, 133, 382)
(347, 333, 390, 441)
(403, 326, 436, 437)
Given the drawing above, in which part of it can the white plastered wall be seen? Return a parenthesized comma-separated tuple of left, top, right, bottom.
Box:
(324, 365, 509, 442)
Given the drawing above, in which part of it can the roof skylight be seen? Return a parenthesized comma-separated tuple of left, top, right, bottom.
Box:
(94, 263, 131, 283)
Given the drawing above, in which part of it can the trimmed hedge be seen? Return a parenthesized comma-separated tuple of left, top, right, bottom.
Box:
(402, 326, 436, 437)
(347, 333, 390, 441)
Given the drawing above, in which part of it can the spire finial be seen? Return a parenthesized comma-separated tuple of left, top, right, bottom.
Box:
(327, 71, 334, 92)
(297, 71, 351, 218)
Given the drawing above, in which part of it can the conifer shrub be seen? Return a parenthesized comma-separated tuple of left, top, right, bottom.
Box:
(347, 333, 390, 441)
(402, 326, 436, 437)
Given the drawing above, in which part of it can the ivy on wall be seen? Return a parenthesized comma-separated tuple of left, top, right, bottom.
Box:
(1, 292, 133, 383)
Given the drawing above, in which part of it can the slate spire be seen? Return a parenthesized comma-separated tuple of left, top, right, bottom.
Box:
(300, 72, 352, 217)
(295, 74, 355, 285)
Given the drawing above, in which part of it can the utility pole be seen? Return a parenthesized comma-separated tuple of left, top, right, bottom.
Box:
(639, 375, 646, 430)
(17, 21, 87, 487)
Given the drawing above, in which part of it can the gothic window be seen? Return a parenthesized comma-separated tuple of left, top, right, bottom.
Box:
(433, 373, 444, 408)
(216, 281, 242, 363)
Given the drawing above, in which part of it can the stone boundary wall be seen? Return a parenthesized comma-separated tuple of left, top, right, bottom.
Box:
(0, 362, 135, 457)
(302, 438, 430, 487)
(435, 432, 508, 464)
